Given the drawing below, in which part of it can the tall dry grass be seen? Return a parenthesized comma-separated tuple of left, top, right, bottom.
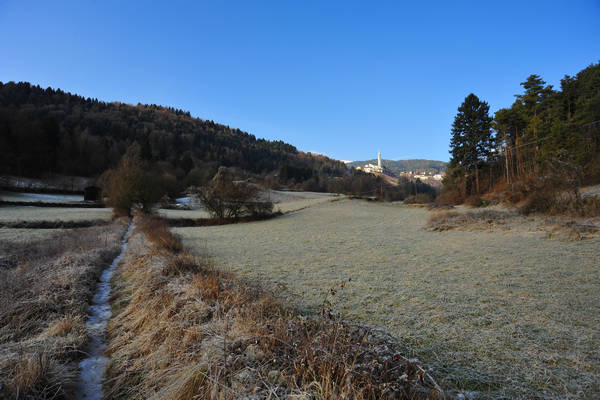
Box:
(104, 216, 444, 399)
(0, 221, 127, 399)
(425, 208, 600, 240)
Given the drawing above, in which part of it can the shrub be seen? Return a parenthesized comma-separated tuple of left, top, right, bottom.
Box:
(104, 157, 164, 217)
(198, 167, 273, 219)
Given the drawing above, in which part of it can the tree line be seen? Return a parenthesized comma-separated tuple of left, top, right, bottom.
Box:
(0, 81, 439, 203)
(0, 81, 347, 192)
(442, 61, 600, 204)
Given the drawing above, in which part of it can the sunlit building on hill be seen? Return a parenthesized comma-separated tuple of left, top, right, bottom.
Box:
(356, 151, 384, 174)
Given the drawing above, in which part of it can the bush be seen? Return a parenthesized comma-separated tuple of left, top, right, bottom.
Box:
(199, 167, 273, 219)
(104, 157, 164, 217)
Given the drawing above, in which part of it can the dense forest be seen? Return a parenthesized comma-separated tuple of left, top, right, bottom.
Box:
(0, 82, 347, 187)
(348, 159, 447, 174)
(442, 62, 600, 207)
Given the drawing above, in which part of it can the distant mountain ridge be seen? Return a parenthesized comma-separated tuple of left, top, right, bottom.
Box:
(348, 159, 447, 174)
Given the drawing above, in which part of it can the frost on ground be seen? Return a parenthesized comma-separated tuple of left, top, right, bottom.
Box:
(0, 227, 64, 243)
(158, 190, 339, 218)
(0, 174, 94, 192)
(0, 206, 112, 223)
(265, 190, 340, 213)
(0, 191, 84, 203)
(104, 216, 442, 399)
(175, 198, 600, 399)
(425, 207, 600, 240)
(0, 222, 126, 399)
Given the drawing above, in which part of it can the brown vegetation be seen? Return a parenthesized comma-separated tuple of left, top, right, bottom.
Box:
(165, 212, 283, 228)
(193, 167, 274, 219)
(102, 156, 164, 217)
(0, 221, 127, 399)
(425, 208, 600, 240)
(403, 193, 433, 204)
(426, 210, 511, 232)
(519, 187, 600, 217)
(104, 216, 444, 399)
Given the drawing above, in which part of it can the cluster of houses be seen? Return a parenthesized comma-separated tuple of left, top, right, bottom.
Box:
(354, 152, 445, 182)
(356, 151, 385, 174)
(399, 171, 445, 181)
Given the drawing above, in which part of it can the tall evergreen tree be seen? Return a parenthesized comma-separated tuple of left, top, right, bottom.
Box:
(449, 93, 493, 195)
(513, 74, 554, 170)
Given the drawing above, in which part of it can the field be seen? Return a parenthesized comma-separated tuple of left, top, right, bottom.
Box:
(0, 190, 84, 203)
(0, 227, 64, 243)
(262, 190, 340, 213)
(158, 190, 339, 219)
(174, 198, 600, 398)
(0, 206, 111, 223)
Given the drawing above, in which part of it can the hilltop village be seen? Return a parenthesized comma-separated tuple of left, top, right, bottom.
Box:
(352, 152, 445, 187)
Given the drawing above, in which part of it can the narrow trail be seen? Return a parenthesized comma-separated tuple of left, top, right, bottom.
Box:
(77, 222, 133, 400)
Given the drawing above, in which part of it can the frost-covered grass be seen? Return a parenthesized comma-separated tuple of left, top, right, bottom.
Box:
(0, 191, 83, 203)
(0, 206, 112, 223)
(175, 199, 600, 399)
(104, 216, 440, 399)
(157, 208, 211, 219)
(0, 222, 126, 399)
(0, 228, 64, 243)
(267, 190, 340, 213)
(158, 190, 340, 219)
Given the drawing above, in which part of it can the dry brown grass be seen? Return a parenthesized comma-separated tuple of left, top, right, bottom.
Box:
(104, 216, 444, 399)
(426, 207, 600, 241)
(425, 210, 511, 232)
(403, 194, 433, 204)
(520, 190, 600, 217)
(0, 221, 127, 399)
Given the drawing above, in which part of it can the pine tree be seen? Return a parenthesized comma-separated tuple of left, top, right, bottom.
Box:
(449, 93, 493, 195)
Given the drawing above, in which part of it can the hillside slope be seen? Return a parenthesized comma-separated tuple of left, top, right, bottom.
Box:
(0, 82, 346, 181)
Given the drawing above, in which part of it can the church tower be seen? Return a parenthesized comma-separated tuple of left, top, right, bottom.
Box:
(377, 151, 382, 168)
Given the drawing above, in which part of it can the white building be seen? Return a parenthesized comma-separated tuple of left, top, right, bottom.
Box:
(359, 151, 384, 174)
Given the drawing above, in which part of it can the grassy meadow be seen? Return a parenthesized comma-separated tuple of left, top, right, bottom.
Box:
(0, 206, 111, 223)
(174, 198, 600, 399)
(0, 227, 64, 243)
(158, 190, 339, 219)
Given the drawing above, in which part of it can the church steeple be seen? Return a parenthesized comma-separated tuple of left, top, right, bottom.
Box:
(377, 151, 382, 168)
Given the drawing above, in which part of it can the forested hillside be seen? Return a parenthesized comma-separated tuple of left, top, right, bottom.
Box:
(348, 159, 447, 174)
(0, 82, 346, 182)
(442, 62, 600, 207)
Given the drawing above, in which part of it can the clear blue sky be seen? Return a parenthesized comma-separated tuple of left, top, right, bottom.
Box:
(1, 1, 599, 162)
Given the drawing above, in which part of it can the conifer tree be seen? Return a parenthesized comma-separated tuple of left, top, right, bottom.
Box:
(448, 93, 493, 195)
